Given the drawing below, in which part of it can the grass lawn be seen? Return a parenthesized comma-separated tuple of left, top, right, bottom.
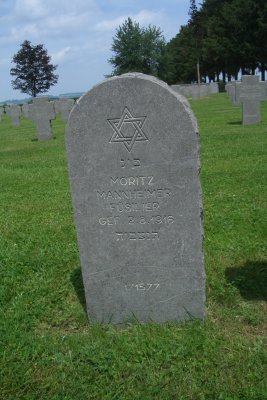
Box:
(0, 94, 266, 400)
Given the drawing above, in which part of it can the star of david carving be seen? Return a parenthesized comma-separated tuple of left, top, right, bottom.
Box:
(108, 107, 148, 152)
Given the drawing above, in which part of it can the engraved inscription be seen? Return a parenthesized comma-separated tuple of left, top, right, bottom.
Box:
(110, 176, 154, 186)
(108, 107, 148, 152)
(99, 216, 120, 225)
(108, 202, 159, 213)
(95, 158, 175, 241)
(116, 231, 159, 241)
(128, 215, 174, 224)
(121, 158, 141, 168)
(125, 283, 160, 291)
(98, 215, 174, 226)
(96, 189, 171, 201)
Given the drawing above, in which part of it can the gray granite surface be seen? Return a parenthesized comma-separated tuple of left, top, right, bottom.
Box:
(66, 73, 205, 324)
(6, 104, 21, 127)
(54, 98, 75, 121)
(29, 97, 56, 140)
(236, 75, 266, 124)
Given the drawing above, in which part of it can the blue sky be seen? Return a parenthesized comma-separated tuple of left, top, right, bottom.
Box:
(0, 0, 190, 101)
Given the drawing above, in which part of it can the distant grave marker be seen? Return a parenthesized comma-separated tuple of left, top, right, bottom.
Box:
(29, 97, 56, 140)
(6, 104, 22, 127)
(209, 82, 219, 94)
(171, 83, 215, 99)
(226, 82, 241, 105)
(22, 103, 30, 118)
(236, 75, 267, 124)
(54, 98, 75, 121)
(66, 73, 205, 325)
(0, 106, 4, 121)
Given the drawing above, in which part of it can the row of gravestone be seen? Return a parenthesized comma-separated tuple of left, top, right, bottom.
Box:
(2, 74, 265, 325)
(0, 84, 219, 141)
(225, 75, 267, 124)
(0, 97, 75, 140)
(171, 82, 219, 99)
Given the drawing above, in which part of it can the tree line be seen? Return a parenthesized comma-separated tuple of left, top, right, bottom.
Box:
(10, 0, 266, 98)
(109, 0, 267, 84)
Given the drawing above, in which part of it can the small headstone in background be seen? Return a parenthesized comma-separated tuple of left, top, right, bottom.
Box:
(225, 81, 241, 106)
(209, 82, 219, 94)
(29, 97, 56, 140)
(66, 73, 205, 325)
(171, 84, 191, 98)
(54, 98, 75, 121)
(225, 82, 230, 94)
(236, 75, 266, 124)
(171, 84, 211, 100)
(260, 81, 267, 99)
(0, 106, 4, 121)
(191, 85, 201, 100)
(199, 84, 209, 98)
(22, 103, 30, 118)
(6, 104, 22, 127)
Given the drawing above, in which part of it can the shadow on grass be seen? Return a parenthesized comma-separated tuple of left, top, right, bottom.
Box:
(228, 121, 242, 125)
(225, 260, 267, 301)
(70, 267, 87, 313)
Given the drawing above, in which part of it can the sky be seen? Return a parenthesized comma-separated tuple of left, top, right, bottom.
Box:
(0, 0, 190, 101)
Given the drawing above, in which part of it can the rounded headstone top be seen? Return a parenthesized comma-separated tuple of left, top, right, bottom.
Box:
(72, 73, 198, 134)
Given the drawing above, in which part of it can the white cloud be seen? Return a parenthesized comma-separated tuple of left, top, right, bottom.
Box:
(10, 24, 39, 40)
(43, 13, 89, 33)
(95, 9, 164, 32)
(95, 16, 127, 32)
(14, 0, 48, 19)
(51, 46, 72, 63)
(135, 9, 164, 25)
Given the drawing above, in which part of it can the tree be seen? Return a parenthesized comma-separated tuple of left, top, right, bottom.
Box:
(188, 0, 203, 84)
(163, 26, 200, 84)
(10, 40, 58, 97)
(108, 17, 166, 77)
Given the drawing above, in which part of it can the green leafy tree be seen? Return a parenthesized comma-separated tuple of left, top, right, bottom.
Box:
(188, 0, 203, 84)
(164, 26, 200, 84)
(108, 17, 166, 77)
(10, 40, 58, 97)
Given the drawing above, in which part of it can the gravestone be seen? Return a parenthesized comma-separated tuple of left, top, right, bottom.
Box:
(172, 84, 192, 99)
(236, 75, 267, 124)
(190, 84, 209, 100)
(54, 98, 75, 121)
(209, 82, 219, 94)
(226, 81, 242, 105)
(22, 103, 30, 118)
(0, 106, 4, 121)
(6, 104, 22, 127)
(225, 82, 232, 95)
(66, 73, 205, 325)
(260, 81, 267, 99)
(29, 97, 56, 140)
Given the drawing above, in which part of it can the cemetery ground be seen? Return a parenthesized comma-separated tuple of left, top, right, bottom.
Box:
(0, 93, 266, 400)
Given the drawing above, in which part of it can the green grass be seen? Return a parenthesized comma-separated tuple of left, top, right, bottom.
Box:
(0, 95, 266, 399)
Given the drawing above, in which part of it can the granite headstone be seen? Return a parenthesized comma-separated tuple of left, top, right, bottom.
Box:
(209, 82, 219, 94)
(0, 106, 4, 121)
(22, 103, 30, 118)
(55, 98, 75, 121)
(29, 97, 56, 140)
(236, 75, 266, 124)
(6, 104, 22, 127)
(66, 73, 205, 324)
